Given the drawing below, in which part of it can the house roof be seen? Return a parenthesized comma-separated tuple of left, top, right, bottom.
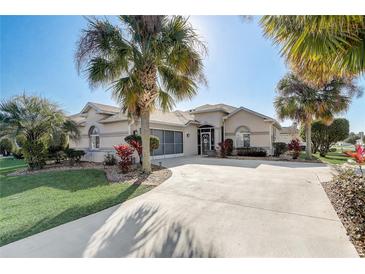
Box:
(189, 103, 237, 114)
(222, 106, 281, 129)
(80, 102, 120, 115)
(149, 109, 197, 126)
(280, 126, 299, 134)
(71, 101, 282, 128)
(68, 113, 86, 126)
(97, 108, 197, 126)
(98, 111, 129, 123)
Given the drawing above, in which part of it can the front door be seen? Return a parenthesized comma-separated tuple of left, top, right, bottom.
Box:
(201, 132, 211, 155)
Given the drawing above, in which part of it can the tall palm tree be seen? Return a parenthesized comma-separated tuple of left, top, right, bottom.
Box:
(261, 16, 365, 86)
(274, 73, 360, 159)
(0, 94, 80, 166)
(75, 16, 207, 173)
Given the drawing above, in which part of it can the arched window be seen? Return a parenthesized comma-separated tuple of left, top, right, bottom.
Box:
(235, 126, 250, 148)
(89, 126, 100, 149)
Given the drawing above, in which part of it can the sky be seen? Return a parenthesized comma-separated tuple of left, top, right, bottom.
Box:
(1, 16, 364, 132)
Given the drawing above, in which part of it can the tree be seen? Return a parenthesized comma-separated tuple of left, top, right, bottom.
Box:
(261, 16, 365, 87)
(0, 95, 80, 169)
(76, 16, 206, 173)
(345, 132, 361, 145)
(274, 73, 359, 159)
(301, 119, 349, 156)
(0, 138, 13, 156)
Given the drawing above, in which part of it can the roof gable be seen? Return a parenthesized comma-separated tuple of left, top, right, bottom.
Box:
(224, 106, 281, 129)
(80, 102, 120, 115)
(189, 103, 237, 114)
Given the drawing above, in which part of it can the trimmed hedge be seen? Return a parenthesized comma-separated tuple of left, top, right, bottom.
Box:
(236, 147, 267, 157)
(273, 142, 287, 157)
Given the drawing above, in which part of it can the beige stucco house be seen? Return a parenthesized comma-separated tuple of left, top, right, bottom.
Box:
(69, 102, 283, 162)
(276, 123, 301, 144)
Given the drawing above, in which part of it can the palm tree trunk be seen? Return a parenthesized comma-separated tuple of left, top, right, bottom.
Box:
(140, 110, 151, 173)
(305, 122, 312, 160)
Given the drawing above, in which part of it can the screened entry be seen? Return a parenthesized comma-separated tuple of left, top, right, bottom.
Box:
(150, 129, 183, 156)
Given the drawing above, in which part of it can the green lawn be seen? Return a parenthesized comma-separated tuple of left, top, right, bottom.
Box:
(300, 150, 351, 165)
(0, 158, 153, 246)
(0, 157, 27, 175)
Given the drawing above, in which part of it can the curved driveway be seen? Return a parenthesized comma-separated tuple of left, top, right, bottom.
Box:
(0, 157, 358, 257)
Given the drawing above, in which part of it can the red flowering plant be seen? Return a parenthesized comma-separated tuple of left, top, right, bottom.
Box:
(114, 144, 134, 173)
(129, 140, 142, 163)
(217, 139, 233, 158)
(345, 145, 365, 176)
(288, 138, 301, 159)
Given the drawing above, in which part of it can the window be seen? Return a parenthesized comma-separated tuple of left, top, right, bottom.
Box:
(89, 126, 100, 149)
(235, 127, 250, 148)
(150, 129, 183, 156)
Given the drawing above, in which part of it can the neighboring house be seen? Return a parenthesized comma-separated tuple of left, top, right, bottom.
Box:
(276, 123, 301, 144)
(69, 102, 282, 162)
(356, 132, 364, 145)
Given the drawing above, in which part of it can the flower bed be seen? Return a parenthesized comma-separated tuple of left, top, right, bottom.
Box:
(322, 169, 365, 257)
(8, 161, 172, 186)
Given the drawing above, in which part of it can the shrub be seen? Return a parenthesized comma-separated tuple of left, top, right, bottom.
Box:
(236, 147, 267, 157)
(125, 134, 160, 152)
(345, 145, 365, 176)
(64, 148, 85, 165)
(22, 139, 48, 169)
(15, 134, 26, 148)
(48, 145, 66, 163)
(104, 153, 117, 166)
(217, 142, 227, 158)
(150, 135, 160, 151)
(225, 139, 233, 156)
(288, 139, 301, 159)
(114, 144, 134, 173)
(12, 148, 24, 159)
(124, 134, 160, 164)
(0, 138, 13, 156)
(273, 142, 287, 157)
(217, 139, 233, 158)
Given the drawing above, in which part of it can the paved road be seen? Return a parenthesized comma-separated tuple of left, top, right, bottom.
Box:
(0, 157, 358, 257)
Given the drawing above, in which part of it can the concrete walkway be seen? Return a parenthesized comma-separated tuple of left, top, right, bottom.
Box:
(0, 157, 358, 257)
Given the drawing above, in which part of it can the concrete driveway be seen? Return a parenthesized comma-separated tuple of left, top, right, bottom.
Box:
(0, 157, 358, 257)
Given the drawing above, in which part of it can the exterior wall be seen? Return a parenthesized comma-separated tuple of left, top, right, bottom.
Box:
(276, 130, 301, 144)
(69, 108, 130, 162)
(194, 111, 225, 148)
(193, 111, 225, 127)
(183, 124, 198, 156)
(224, 110, 271, 151)
(277, 133, 293, 144)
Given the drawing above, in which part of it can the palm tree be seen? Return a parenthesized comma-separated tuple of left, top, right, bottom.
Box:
(0, 94, 80, 167)
(75, 16, 207, 173)
(274, 74, 361, 159)
(260, 16, 365, 86)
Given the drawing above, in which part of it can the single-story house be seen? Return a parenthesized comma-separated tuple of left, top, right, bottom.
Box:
(69, 102, 283, 162)
(276, 123, 301, 144)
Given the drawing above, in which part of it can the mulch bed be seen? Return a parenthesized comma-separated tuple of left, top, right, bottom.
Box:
(322, 168, 365, 257)
(7, 162, 172, 186)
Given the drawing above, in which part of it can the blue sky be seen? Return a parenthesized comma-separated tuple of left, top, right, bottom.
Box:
(1, 16, 364, 132)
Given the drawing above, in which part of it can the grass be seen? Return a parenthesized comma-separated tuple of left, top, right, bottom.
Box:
(0, 157, 153, 246)
(299, 150, 351, 165)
